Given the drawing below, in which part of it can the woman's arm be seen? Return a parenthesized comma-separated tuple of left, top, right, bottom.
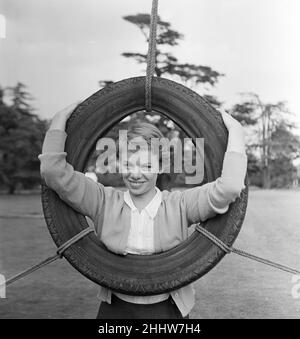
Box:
(182, 110, 248, 224)
(38, 103, 105, 222)
(47, 102, 79, 131)
(221, 109, 246, 154)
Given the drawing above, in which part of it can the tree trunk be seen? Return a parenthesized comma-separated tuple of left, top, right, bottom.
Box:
(8, 183, 16, 194)
(262, 166, 271, 189)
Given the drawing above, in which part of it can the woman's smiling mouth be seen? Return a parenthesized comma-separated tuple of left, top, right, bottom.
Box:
(129, 180, 146, 187)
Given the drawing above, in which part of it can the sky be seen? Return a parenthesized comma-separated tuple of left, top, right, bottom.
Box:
(0, 0, 300, 131)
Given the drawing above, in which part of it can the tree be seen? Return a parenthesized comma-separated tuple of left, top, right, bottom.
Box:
(122, 14, 223, 104)
(98, 14, 224, 190)
(230, 93, 300, 188)
(269, 123, 300, 187)
(0, 83, 48, 193)
(7, 82, 35, 115)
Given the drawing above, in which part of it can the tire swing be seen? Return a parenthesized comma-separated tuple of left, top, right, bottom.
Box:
(41, 75, 249, 295)
(4, 0, 298, 296)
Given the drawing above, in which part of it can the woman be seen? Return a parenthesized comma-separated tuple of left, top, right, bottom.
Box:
(38, 103, 247, 319)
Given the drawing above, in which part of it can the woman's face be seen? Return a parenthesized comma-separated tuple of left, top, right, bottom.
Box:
(120, 148, 160, 196)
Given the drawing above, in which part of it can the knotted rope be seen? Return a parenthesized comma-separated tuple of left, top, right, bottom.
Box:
(1, 226, 94, 288)
(145, 0, 159, 112)
(3, 223, 299, 290)
(196, 224, 300, 275)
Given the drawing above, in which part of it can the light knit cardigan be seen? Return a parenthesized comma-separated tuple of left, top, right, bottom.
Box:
(38, 129, 247, 317)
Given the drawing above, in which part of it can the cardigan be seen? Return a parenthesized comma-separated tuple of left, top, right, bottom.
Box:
(38, 129, 247, 317)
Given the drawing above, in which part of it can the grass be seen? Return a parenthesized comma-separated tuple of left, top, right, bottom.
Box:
(0, 189, 300, 318)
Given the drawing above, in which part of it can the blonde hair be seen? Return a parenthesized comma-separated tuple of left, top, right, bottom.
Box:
(116, 121, 165, 168)
(127, 121, 164, 145)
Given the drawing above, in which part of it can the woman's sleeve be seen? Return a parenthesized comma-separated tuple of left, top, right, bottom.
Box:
(181, 151, 247, 224)
(38, 129, 105, 222)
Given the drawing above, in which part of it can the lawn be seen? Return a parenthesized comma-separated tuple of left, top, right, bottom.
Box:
(0, 189, 300, 318)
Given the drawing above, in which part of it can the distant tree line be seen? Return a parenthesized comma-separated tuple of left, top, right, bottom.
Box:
(0, 83, 48, 193)
(230, 93, 300, 188)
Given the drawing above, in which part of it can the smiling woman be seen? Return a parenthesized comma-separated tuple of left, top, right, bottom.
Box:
(118, 122, 164, 204)
(39, 76, 248, 319)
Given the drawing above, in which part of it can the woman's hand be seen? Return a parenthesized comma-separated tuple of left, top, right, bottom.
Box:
(49, 101, 81, 131)
(220, 108, 243, 132)
(219, 108, 246, 154)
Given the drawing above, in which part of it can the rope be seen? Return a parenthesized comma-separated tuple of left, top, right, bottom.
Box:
(2, 223, 299, 289)
(145, 0, 159, 112)
(1, 226, 94, 288)
(196, 224, 300, 276)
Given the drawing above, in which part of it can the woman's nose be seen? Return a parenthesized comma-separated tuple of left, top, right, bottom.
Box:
(129, 165, 142, 178)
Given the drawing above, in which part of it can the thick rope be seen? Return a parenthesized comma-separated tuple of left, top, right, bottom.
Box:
(196, 224, 300, 276)
(145, 0, 159, 112)
(1, 226, 94, 288)
(2, 223, 299, 289)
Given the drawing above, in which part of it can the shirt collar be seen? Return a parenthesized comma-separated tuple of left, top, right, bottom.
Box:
(124, 186, 162, 219)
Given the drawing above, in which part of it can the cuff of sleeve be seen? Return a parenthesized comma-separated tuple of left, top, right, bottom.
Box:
(221, 151, 247, 179)
(207, 187, 230, 214)
(41, 129, 68, 153)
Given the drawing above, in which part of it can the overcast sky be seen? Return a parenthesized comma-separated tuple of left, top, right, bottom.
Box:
(0, 0, 300, 131)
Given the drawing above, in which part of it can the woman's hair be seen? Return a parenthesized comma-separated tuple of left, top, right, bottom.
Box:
(127, 121, 165, 145)
(116, 120, 165, 167)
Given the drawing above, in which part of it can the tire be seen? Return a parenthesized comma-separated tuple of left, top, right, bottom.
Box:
(41, 76, 248, 295)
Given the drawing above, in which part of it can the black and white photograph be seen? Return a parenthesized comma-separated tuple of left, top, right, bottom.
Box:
(0, 0, 300, 324)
